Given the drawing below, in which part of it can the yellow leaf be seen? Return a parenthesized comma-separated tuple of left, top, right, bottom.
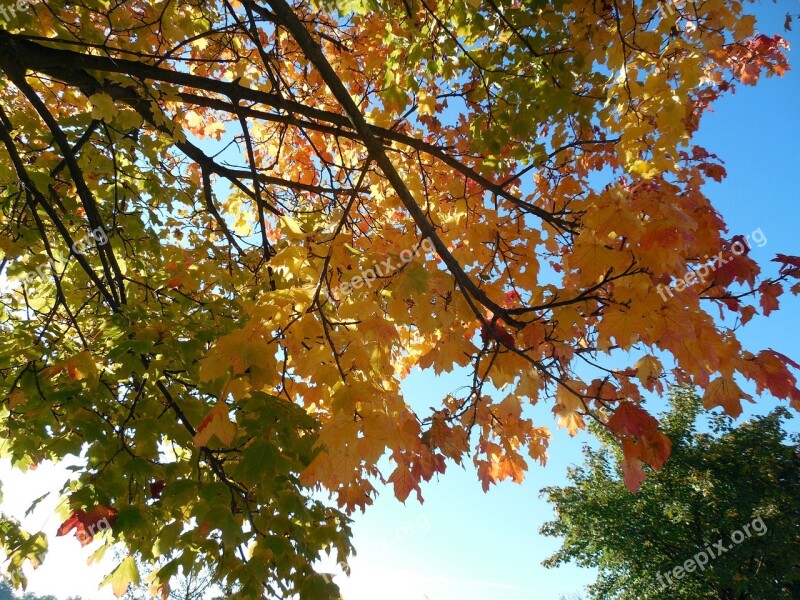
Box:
(204, 122, 226, 140)
(101, 556, 139, 597)
(280, 215, 305, 239)
(417, 90, 436, 117)
(194, 401, 236, 447)
(556, 380, 584, 412)
(554, 380, 586, 436)
(516, 369, 541, 401)
(635, 355, 663, 389)
(89, 93, 116, 122)
(199, 326, 273, 385)
(629, 159, 659, 178)
(66, 350, 99, 384)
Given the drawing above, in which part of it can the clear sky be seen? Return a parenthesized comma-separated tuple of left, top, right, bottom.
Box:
(2, 2, 800, 599)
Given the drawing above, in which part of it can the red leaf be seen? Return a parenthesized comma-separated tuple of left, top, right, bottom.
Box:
(610, 403, 672, 492)
(770, 349, 800, 371)
(758, 281, 782, 316)
(149, 480, 166, 499)
(56, 505, 117, 546)
(480, 322, 516, 349)
(772, 253, 800, 270)
(503, 290, 521, 308)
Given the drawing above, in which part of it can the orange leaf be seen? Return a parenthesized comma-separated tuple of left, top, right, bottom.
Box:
(388, 460, 419, 503)
(702, 376, 752, 418)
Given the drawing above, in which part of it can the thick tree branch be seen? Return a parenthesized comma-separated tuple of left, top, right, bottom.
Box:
(0, 30, 572, 229)
(261, 0, 527, 328)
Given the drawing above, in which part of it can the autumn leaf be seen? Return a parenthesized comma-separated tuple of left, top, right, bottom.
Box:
(388, 461, 418, 503)
(607, 401, 656, 437)
(609, 402, 672, 492)
(101, 556, 140, 597)
(635, 355, 663, 391)
(89, 93, 116, 122)
(480, 321, 516, 348)
(56, 505, 117, 546)
(759, 281, 782, 315)
(194, 401, 237, 447)
(7, 389, 26, 410)
(703, 376, 753, 418)
(620, 456, 646, 494)
(554, 381, 586, 436)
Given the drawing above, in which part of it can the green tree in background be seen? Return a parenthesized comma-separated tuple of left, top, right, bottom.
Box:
(541, 387, 800, 599)
(0, 581, 83, 600)
(120, 555, 231, 600)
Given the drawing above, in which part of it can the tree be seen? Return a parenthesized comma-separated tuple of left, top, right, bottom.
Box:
(120, 552, 233, 600)
(0, 580, 84, 600)
(0, 0, 799, 597)
(541, 387, 800, 599)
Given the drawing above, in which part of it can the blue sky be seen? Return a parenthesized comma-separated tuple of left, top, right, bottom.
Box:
(2, 2, 800, 599)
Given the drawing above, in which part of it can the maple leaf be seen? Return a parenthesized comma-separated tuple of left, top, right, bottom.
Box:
(620, 456, 646, 494)
(395, 262, 430, 296)
(773, 253, 800, 273)
(56, 505, 117, 546)
(608, 402, 672, 491)
(7, 389, 26, 410)
(635, 355, 663, 391)
(194, 401, 237, 447)
(712, 253, 756, 290)
(607, 401, 656, 437)
(702, 376, 752, 418)
(701, 163, 727, 182)
(567, 231, 621, 282)
(597, 305, 646, 351)
(388, 460, 419, 503)
(423, 415, 469, 462)
(198, 326, 274, 384)
(101, 556, 140, 597)
(748, 350, 800, 403)
(759, 281, 782, 315)
(552, 381, 587, 435)
(480, 321, 516, 348)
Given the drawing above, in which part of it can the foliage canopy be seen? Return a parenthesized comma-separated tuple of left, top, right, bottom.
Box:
(0, 0, 799, 597)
